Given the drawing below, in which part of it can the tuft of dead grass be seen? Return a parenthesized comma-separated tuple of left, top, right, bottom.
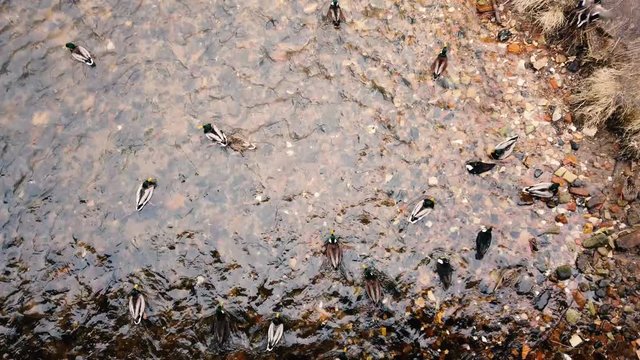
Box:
(536, 7, 566, 34)
(573, 68, 624, 128)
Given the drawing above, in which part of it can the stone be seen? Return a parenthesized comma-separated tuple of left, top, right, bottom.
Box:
(533, 57, 548, 71)
(572, 290, 586, 309)
(565, 308, 581, 325)
(582, 127, 598, 137)
(566, 202, 577, 212)
(569, 187, 590, 197)
(552, 107, 562, 121)
(554, 167, 568, 177)
(534, 290, 551, 310)
(556, 54, 567, 63)
(556, 265, 572, 280)
(507, 43, 522, 54)
(516, 275, 534, 295)
(497, 29, 512, 42)
(563, 155, 578, 166)
(583, 233, 608, 248)
(570, 140, 580, 151)
(555, 214, 568, 224)
(587, 195, 605, 210)
(616, 230, 640, 249)
(558, 193, 572, 204)
(569, 334, 583, 347)
(428, 177, 438, 186)
(583, 223, 594, 234)
(534, 169, 543, 178)
(562, 171, 578, 184)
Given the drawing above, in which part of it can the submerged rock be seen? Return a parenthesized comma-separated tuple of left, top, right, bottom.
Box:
(534, 290, 551, 310)
(583, 233, 608, 248)
(555, 265, 573, 280)
(565, 308, 581, 325)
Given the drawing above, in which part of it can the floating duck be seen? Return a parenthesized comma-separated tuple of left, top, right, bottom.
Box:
(128, 284, 146, 324)
(408, 196, 435, 224)
(136, 178, 157, 211)
(475, 226, 493, 260)
(466, 161, 496, 175)
(266, 313, 284, 351)
(325, 230, 342, 270)
(490, 135, 519, 160)
(213, 304, 231, 345)
(576, 0, 610, 28)
(522, 182, 559, 199)
(436, 258, 453, 290)
(363, 267, 383, 304)
(431, 46, 448, 79)
(66, 42, 95, 67)
(200, 123, 228, 147)
(327, 0, 346, 29)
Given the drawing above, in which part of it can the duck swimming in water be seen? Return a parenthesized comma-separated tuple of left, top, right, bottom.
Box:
(431, 46, 448, 79)
(266, 313, 284, 351)
(66, 42, 95, 67)
(490, 135, 519, 160)
(522, 182, 559, 199)
(475, 226, 493, 260)
(200, 123, 228, 147)
(327, 0, 346, 29)
(213, 304, 231, 345)
(408, 196, 435, 224)
(466, 161, 496, 175)
(436, 258, 453, 290)
(363, 267, 383, 305)
(325, 230, 342, 270)
(135, 178, 157, 211)
(128, 284, 146, 324)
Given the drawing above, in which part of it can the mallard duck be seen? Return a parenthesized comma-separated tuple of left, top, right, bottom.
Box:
(200, 123, 228, 147)
(363, 267, 383, 304)
(213, 304, 231, 345)
(325, 230, 342, 269)
(408, 196, 435, 224)
(135, 178, 157, 211)
(466, 161, 496, 175)
(431, 46, 448, 79)
(490, 135, 519, 160)
(475, 226, 493, 260)
(327, 0, 346, 29)
(522, 182, 559, 199)
(576, 0, 610, 28)
(436, 258, 453, 290)
(65, 42, 95, 67)
(228, 135, 257, 153)
(128, 284, 146, 324)
(266, 313, 284, 351)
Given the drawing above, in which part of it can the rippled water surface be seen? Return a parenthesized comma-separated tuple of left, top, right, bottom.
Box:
(0, 0, 589, 358)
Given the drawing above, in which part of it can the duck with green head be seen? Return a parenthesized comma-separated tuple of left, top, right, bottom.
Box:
(431, 46, 448, 79)
(325, 230, 342, 270)
(65, 42, 95, 67)
(266, 313, 284, 351)
(363, 266, 383, 305)
(200, 123, 228, 147)
(128, 284, 146, 324)
(327, 0, 346, 29)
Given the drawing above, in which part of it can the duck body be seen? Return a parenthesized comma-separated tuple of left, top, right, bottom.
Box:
(475, 226, 492, 260)
(364, 268, 382, 304)
(266, 314, 284, 351)
(136, 178, 157, 211)
(522, 182, 559, 199)
(576, 0, 609, 27)
(66, 42, 95, 67)
(213, 305, 231, 345)
(325, 231, 342, 270)
(128, 285, 146, 324)
(436, 258, 453, 290)
(466, 161, 496, 175)
(490, 135, 519, 160)
(202, 123, 228, 147)
(327, 0, 346, 29)
(431, 46, 448, 79)
(408, 196, 435, 224)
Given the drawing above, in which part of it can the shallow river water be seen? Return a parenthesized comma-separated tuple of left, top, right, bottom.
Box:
(0, 0, 589, 358)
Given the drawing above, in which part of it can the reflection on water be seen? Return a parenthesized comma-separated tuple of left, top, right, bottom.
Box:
(0, 0, 585, 358)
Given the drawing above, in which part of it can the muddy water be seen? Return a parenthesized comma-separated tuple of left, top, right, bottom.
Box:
(1, 0, 584, 358)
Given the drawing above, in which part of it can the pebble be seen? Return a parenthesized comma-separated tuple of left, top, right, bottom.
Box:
(534, 290, 551, 310)
(582, 127, 598, 137)
(570, 140, 580, 151)
(555, 265, 572, 280)
(533, 57, 548, 71)
(565, 308, 581, 325)
(569, 187, 590, 197)
(516, 275, 534, 295)
(428, 177, 438, 186)
(534, 169, 543, 178)
(582, 233, 608, 248)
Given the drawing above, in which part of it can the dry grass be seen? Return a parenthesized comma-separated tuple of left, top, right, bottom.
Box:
(573, 68, 624, 128)
(536, 7, 566, 34)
